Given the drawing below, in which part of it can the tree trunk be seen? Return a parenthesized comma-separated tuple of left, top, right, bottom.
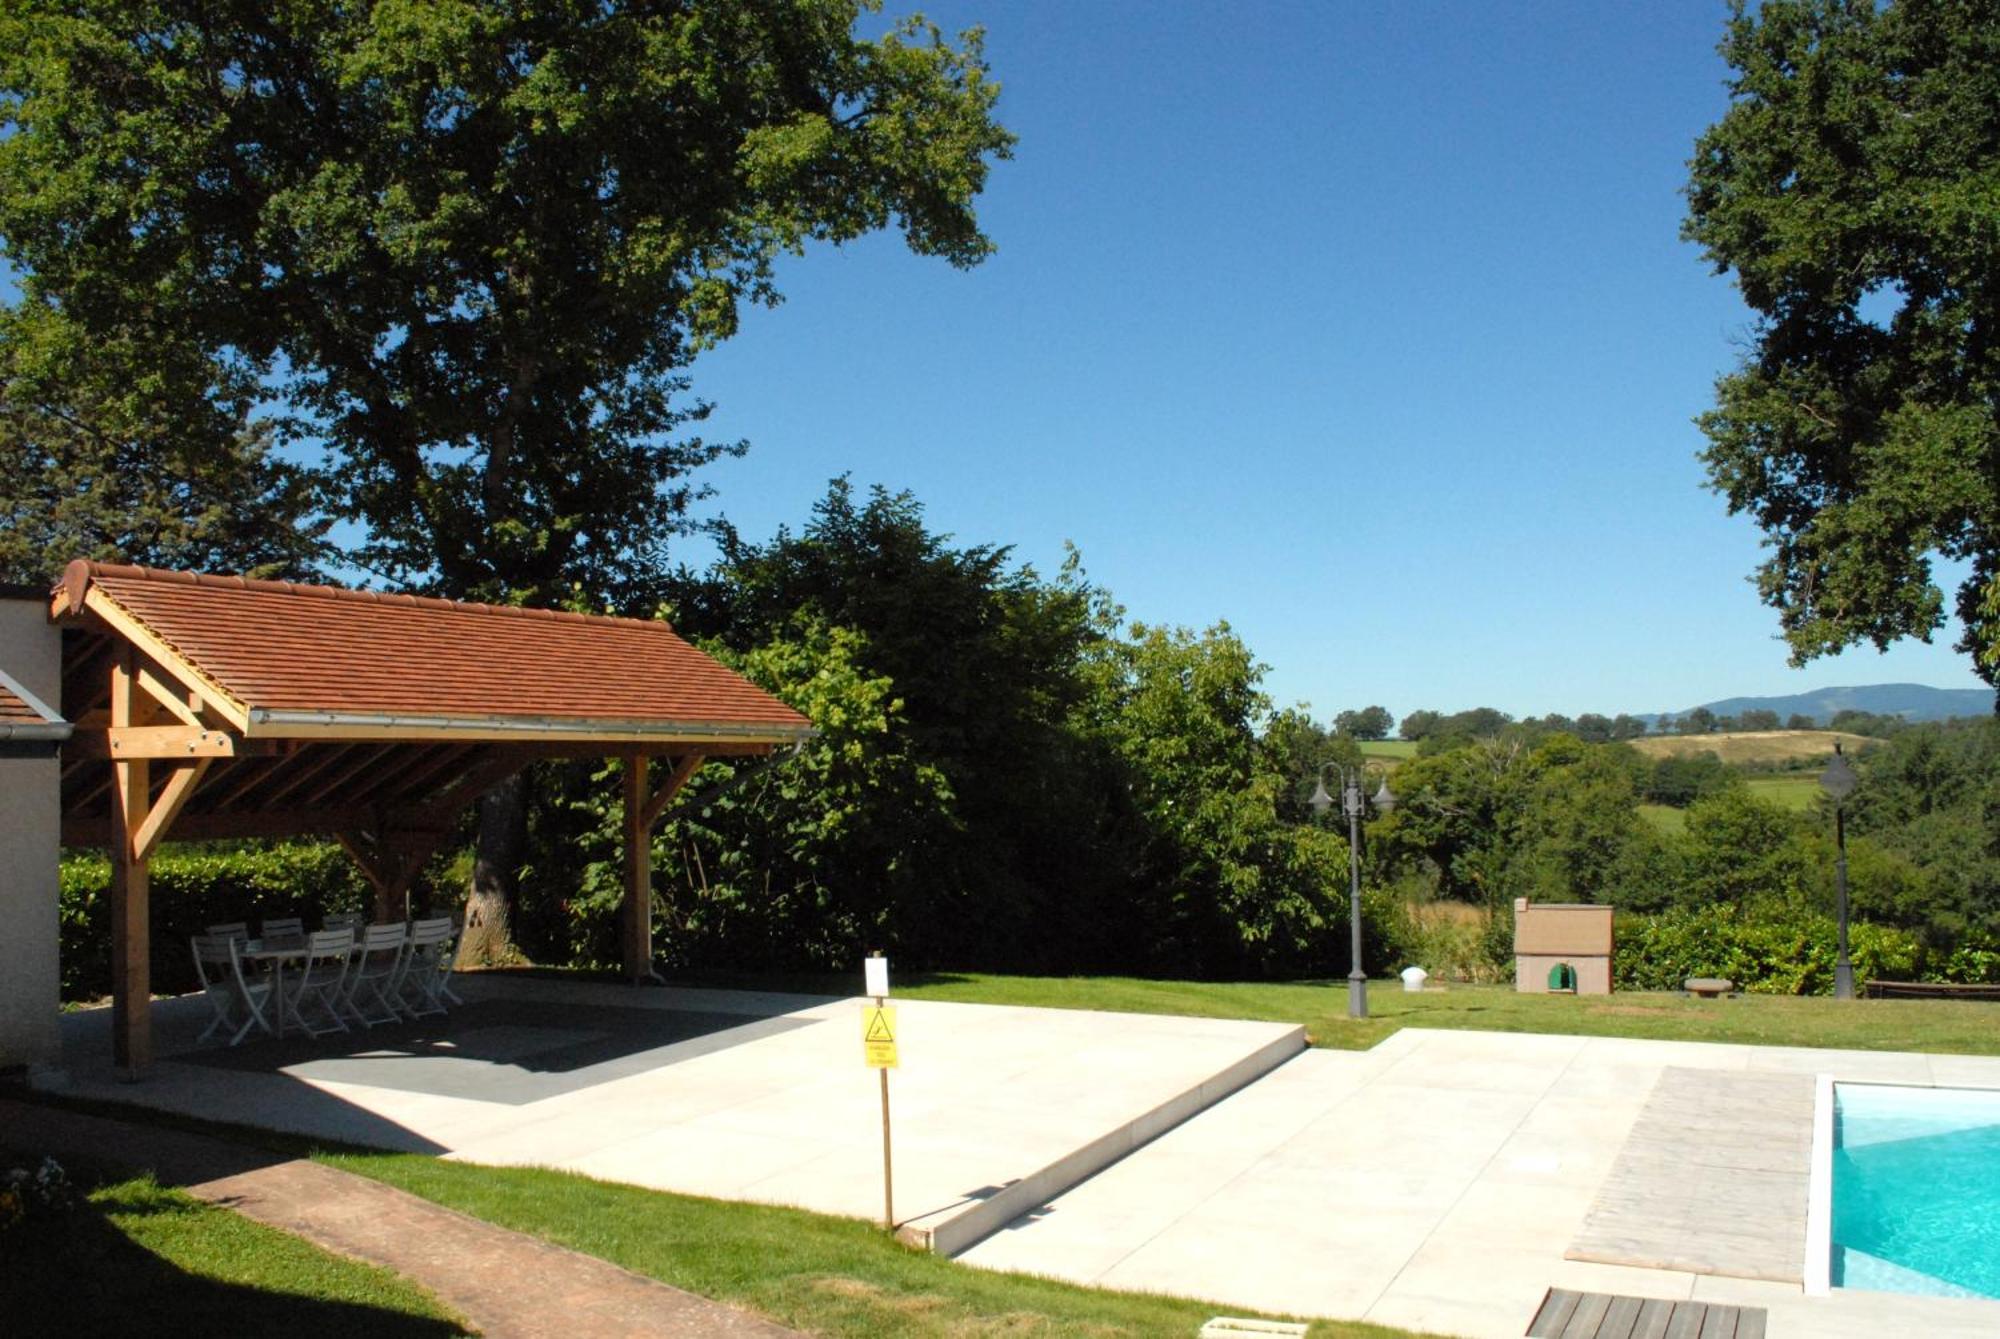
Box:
(463, 773, 527, 966)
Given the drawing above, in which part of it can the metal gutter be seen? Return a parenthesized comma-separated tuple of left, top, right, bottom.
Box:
(0, 664, 70, 740)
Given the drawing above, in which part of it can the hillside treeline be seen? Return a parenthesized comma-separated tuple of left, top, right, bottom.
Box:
(1359, 720, 2000, 979)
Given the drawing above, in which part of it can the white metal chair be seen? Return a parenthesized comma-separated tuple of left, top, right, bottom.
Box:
(205, 921, 249, 940)
(342, 923, 410, 1027)
(323, 912, 364, 934)
(398, 918, 462, 1018)
(192, 934, 250, 1044)
(223, 936, 277, 1045)
(284, 928, 355, 1037)
(259, 916, 305, 941)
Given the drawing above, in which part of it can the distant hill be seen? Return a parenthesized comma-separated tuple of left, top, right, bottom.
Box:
(1643, 683, 1991, 727)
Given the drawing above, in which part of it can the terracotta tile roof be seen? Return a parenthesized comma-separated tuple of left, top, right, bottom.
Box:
(0, 680, 45, 723)
(60, 561, 811, 739)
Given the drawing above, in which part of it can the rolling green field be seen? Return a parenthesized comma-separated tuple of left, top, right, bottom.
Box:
(1743, 773, 1823, 811)
(1626, 729, 1870, 766)
(1637, 802, 1685, 834)
(1356, 739, 1419, 759)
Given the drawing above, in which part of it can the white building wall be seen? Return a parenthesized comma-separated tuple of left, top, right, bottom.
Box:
(0, 596, 62, 1072)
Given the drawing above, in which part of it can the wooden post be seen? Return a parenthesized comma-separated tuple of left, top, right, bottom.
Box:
(623, 755, 652, 983)
(109, 649, 151, 1076)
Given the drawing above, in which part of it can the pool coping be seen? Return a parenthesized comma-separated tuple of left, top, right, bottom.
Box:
(1808, 1074, 2000, 1300)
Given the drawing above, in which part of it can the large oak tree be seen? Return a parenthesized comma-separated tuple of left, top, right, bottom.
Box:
(0, 0, 1012, 948)
(1684, 0, 2000, 693)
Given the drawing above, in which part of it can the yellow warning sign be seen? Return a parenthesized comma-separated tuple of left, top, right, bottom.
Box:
(862, 1004, 898, 1069)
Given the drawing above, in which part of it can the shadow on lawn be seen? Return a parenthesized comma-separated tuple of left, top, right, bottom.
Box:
(0, 1183, 463, 1338)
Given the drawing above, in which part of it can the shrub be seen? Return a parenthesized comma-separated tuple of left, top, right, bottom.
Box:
(1613, 903, 1938, 994)
(58, 843, 372, 1001)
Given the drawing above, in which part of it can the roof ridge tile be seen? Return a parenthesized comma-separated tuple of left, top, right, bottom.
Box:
(63, 559, 674, 631)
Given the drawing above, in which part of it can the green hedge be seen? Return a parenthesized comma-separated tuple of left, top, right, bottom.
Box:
(1612, 904, 2000, 995)
(59, 844, 372, 1001)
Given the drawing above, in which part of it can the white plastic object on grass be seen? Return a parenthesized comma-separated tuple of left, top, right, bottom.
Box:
(1400, 965, 1428, 992)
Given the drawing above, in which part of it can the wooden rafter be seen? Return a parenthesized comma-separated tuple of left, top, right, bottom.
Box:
(196, 754, 284, 811)
(287, 743, 389, 810)
(66, 594, 250, 732)
(374, 743, 479, 808)
(250, 742, 362, 810)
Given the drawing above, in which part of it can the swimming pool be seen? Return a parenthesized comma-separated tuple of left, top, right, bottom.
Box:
(1826, 1081, 2000, 1300)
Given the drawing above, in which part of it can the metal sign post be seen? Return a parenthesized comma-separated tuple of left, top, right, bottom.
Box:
(862, 951, 897, 1229)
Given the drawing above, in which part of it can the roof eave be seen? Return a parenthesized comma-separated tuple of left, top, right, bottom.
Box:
(241, 706, 814, 746)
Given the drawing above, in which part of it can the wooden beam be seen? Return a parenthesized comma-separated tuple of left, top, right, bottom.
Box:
(131, 758, 212, 863)
(67, 726, 254, 759)
(640, 752, 706, 829)
(108, 648, 151, 1075)
(134, 661, 206, 729)
(623, 755, 652, 983)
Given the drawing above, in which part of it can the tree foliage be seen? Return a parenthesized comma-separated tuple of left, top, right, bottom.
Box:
(1333, 704, 1393, 740)
(1684, 0, 2000, 683)
(0, 0, 1013, 605)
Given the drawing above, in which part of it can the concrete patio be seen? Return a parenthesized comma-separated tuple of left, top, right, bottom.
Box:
(45, 979, 2000, 1338)
(958, 1025, 2000, 1339)
(52, 972, 1303, 1255)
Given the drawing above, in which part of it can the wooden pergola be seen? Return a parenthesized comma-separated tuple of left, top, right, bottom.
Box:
(50, 561, 813, 1074)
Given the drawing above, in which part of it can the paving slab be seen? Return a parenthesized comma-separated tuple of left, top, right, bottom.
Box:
(957, 1026, 2000, 1339)
(50, 973, 1303, 1255)
(1568, 1067, 1814, 1283)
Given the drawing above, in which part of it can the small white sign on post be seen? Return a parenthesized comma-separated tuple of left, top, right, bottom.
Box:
(864, 951, 895, 1232)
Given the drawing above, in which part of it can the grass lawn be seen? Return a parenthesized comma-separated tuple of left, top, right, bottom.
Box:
(862, 974, 2000, 1056)
(0, 1162, 467, 1336)
(323, 1151, 1431, 1338)
(1356, 739, 1418, 760)
(8, 1101, 1430, 1339)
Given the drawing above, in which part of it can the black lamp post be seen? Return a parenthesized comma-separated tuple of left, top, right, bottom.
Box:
(1310, 764, 1396, 1019)
(1819, 742, 1859, 999)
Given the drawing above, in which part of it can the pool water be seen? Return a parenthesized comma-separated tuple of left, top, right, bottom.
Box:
(1831, 1082, 2000, 1300)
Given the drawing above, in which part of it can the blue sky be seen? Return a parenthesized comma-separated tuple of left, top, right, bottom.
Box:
(680, 0, 1990, 721)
